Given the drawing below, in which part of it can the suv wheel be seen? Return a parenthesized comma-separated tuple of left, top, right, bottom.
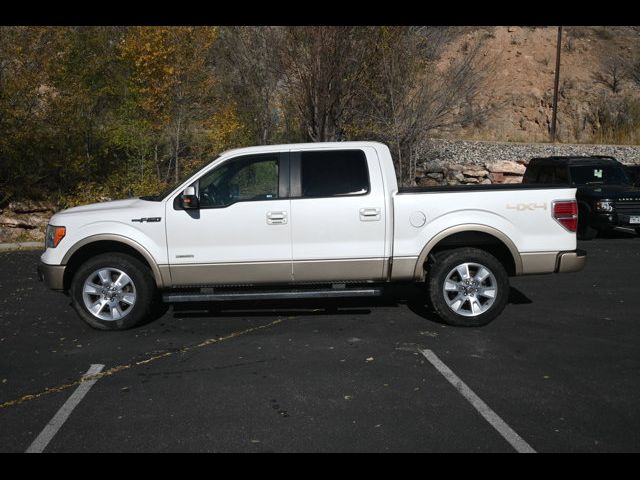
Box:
(427, 248, 509, 327)
(70, 253, 157, 330)
(577, 209, 598, 240)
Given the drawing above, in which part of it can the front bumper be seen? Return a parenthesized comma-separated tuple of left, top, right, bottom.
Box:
(590, 212, 640, 230)
(37, 261, 66, 291)
(556, 249, 587, 273)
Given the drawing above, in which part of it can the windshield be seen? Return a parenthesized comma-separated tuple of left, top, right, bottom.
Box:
(569, 165, 633, 186)
(139, 155, 221, 201)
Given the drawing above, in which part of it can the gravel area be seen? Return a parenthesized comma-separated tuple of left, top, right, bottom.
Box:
(422, 139, 640, 168)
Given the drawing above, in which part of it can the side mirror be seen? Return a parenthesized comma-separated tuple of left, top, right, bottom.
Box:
(180, 186, 200, 209)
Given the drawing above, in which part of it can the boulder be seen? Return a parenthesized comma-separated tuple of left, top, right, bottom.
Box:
(462, 177, 479, 184)
(424, 164, 445, 174)
(502, 175, 524, 184)
(426, 172, 444, 180)
(0, 212, 49, 230)
(417, 177, 441, 187)
(0, 215, 38, 229)
(485, 161, 526, 175)
(488, 172, 505, 183)
(462, 168, 489, 178)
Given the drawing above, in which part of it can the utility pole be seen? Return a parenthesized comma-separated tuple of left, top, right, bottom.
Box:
(550, 26, 563, 143)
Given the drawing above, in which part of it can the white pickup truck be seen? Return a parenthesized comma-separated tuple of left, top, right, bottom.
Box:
(38, 141, 585, 330)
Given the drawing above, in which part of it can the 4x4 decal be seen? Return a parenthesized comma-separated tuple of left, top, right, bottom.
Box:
(506, 203, 547, 211)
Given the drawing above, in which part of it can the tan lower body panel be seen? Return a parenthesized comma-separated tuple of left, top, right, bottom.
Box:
(389, 257, 419, 281)
(520, 252, 560, 274)
(292, 258, 385, 283)
(169, 258, 386, 286)
(169, 261, 292, 287)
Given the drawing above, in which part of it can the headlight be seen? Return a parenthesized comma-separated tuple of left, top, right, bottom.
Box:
(45, 225, 66, 248)
(595, 199, 614, 212)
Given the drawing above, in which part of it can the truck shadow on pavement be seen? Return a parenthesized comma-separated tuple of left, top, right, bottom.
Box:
(171, 284, 532, 325)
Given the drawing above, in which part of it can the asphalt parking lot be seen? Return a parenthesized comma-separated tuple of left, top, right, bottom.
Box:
(1, 232, 639, 452)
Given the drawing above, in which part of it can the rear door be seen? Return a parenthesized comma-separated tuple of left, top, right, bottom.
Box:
(289, 147, 387, 282)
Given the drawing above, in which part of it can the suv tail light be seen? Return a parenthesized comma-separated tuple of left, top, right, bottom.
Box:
(553, 200, 578, 232)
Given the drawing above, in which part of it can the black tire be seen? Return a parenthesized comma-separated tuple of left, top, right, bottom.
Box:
(577, 208, 598, 240)
(70, 252, 158, 330)
(427, 248, 509, 327)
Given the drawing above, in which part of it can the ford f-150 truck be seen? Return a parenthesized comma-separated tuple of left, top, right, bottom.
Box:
(38, 142, 586, 330)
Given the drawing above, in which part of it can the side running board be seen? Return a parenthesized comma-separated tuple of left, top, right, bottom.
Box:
(163, 287, 382, 303)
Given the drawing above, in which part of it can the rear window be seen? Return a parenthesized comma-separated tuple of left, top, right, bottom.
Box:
(300, 150, 370, 198)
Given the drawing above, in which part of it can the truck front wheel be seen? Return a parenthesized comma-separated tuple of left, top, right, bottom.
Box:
(70, 253, 158, 330)
(427, 248, 509, 327)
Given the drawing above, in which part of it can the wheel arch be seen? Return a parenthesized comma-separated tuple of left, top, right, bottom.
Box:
(414, 224, 522, 280)
(62, 235, 167, 291)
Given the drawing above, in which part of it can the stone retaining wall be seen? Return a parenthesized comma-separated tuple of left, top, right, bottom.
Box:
(415, 139, 640, 186)
(0, 200, 56, 243)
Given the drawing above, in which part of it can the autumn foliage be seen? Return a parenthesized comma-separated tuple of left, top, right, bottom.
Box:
(0, 26, 487, 206)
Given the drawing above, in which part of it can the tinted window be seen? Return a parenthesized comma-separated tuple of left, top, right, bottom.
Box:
(300, 150, 369, 198)
(198, 154, 279, 207)
(569, 165, 632, 186)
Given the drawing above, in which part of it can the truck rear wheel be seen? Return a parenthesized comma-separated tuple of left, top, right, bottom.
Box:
(427, 248, 509, 327)
(70, 253, 157, 330)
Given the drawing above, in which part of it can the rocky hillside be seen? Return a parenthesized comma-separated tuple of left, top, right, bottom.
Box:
(439, 26, 640, 144)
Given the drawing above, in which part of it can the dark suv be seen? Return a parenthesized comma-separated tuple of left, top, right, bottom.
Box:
(523, 156, 640, 239)
(626, 165, 640, 187)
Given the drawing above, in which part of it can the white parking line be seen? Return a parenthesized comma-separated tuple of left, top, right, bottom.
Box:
(418, 349, 536, 453)
(25, 364, 105, 453)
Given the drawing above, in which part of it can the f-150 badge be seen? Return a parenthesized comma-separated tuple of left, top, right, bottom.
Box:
(131, 217, 162, 223)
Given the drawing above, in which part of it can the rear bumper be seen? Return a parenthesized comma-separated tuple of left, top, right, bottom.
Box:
(520, 249, 586, 275)
(37, 261, 66, 291)
(556, 249, 587, 273)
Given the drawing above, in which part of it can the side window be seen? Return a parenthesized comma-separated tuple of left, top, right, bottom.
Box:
(198, 154, 279, 208)
(299, 150, 369, 198)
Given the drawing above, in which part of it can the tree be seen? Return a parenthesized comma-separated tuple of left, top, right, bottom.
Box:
(215, 27, 285, 145)
(278, 26, 378, 142)
(349, 27, 491, 185)
(119, 26, 219, 183)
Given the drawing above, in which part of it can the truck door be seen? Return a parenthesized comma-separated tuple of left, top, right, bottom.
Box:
(165, 152, 292, 286)
(289, 147, 387, 282)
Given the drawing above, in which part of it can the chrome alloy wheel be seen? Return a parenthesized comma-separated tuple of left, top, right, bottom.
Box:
(442, 262, 498, 317)
(82, 268, 137, 321)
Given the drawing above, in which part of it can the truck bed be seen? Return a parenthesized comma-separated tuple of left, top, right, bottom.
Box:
(398, 183, 563, 194)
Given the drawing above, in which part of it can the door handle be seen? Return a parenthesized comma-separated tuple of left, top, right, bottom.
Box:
(267, 211, 288, 225)
(359, 207, 381, 221)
